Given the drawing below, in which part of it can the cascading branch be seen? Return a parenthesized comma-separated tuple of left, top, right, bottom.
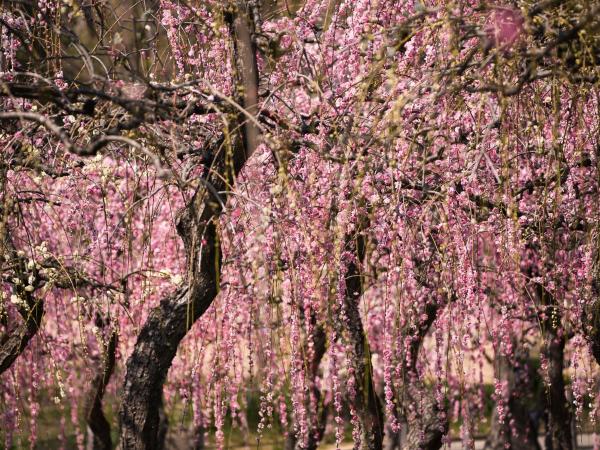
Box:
(0, 0, 599, 449)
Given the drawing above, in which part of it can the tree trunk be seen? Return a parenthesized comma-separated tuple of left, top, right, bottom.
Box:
(118, 2, 260, 448)
(193, 423, 205, 450)
(484, 352, 541, 450)
(541, 329, 573, 450)
(383, 414, 406, 450)
(0, 297, 43, 374)
(400, 301, 448, 450)
(585, 297, 600, 365)
(585, 234, 600, 365)
(285, 323, 329, 450)
(537, 285, 573, 450)
(85, 329, 118, 450)
(157, 395, 168, 450)
(342, 235, 384, 450)
(402, 388, 447, 450)
(0, 230, 44, 375)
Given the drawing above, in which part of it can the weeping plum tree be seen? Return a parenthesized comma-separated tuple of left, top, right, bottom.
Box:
(1, 0, 600, 449)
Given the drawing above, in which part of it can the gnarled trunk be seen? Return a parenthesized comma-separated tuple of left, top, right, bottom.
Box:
(0, 296, 43, 374)
(118, 282, 217, 448)
(118, 200, 228, 448)
(118, 2, 260, 448)
(402, 388, 447, 450)
(400, 301, 448, 450)
(0, 202, 44, 375)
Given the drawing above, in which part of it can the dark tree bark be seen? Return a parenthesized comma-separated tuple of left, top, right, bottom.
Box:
(343, 292, 385, 450)
(586, 297, 600, 365)
(0, 296, 43, 374)
(192, 422, 205, 450)
(402, 387, 447, 450)
(0, 168, 45, 375)
(118, 207, 221, 448)
(484, 352, 541, 450)
(541, 329, 572, 450)
(118, 2, 260, 448)
(156, 395, 168, 450)
(400, 304, 448, 450)
(285, 232, 382, 450)
(392, 232, 452, 450)
(85, 328, 118, 450)
(537, 285, 573, 450)
(285, 322, 329, 450)
(341, 234, 384, 450)
(383, 414, 406, 450)
(397, 285, 448, 450)
(584, 233, 600, 365)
